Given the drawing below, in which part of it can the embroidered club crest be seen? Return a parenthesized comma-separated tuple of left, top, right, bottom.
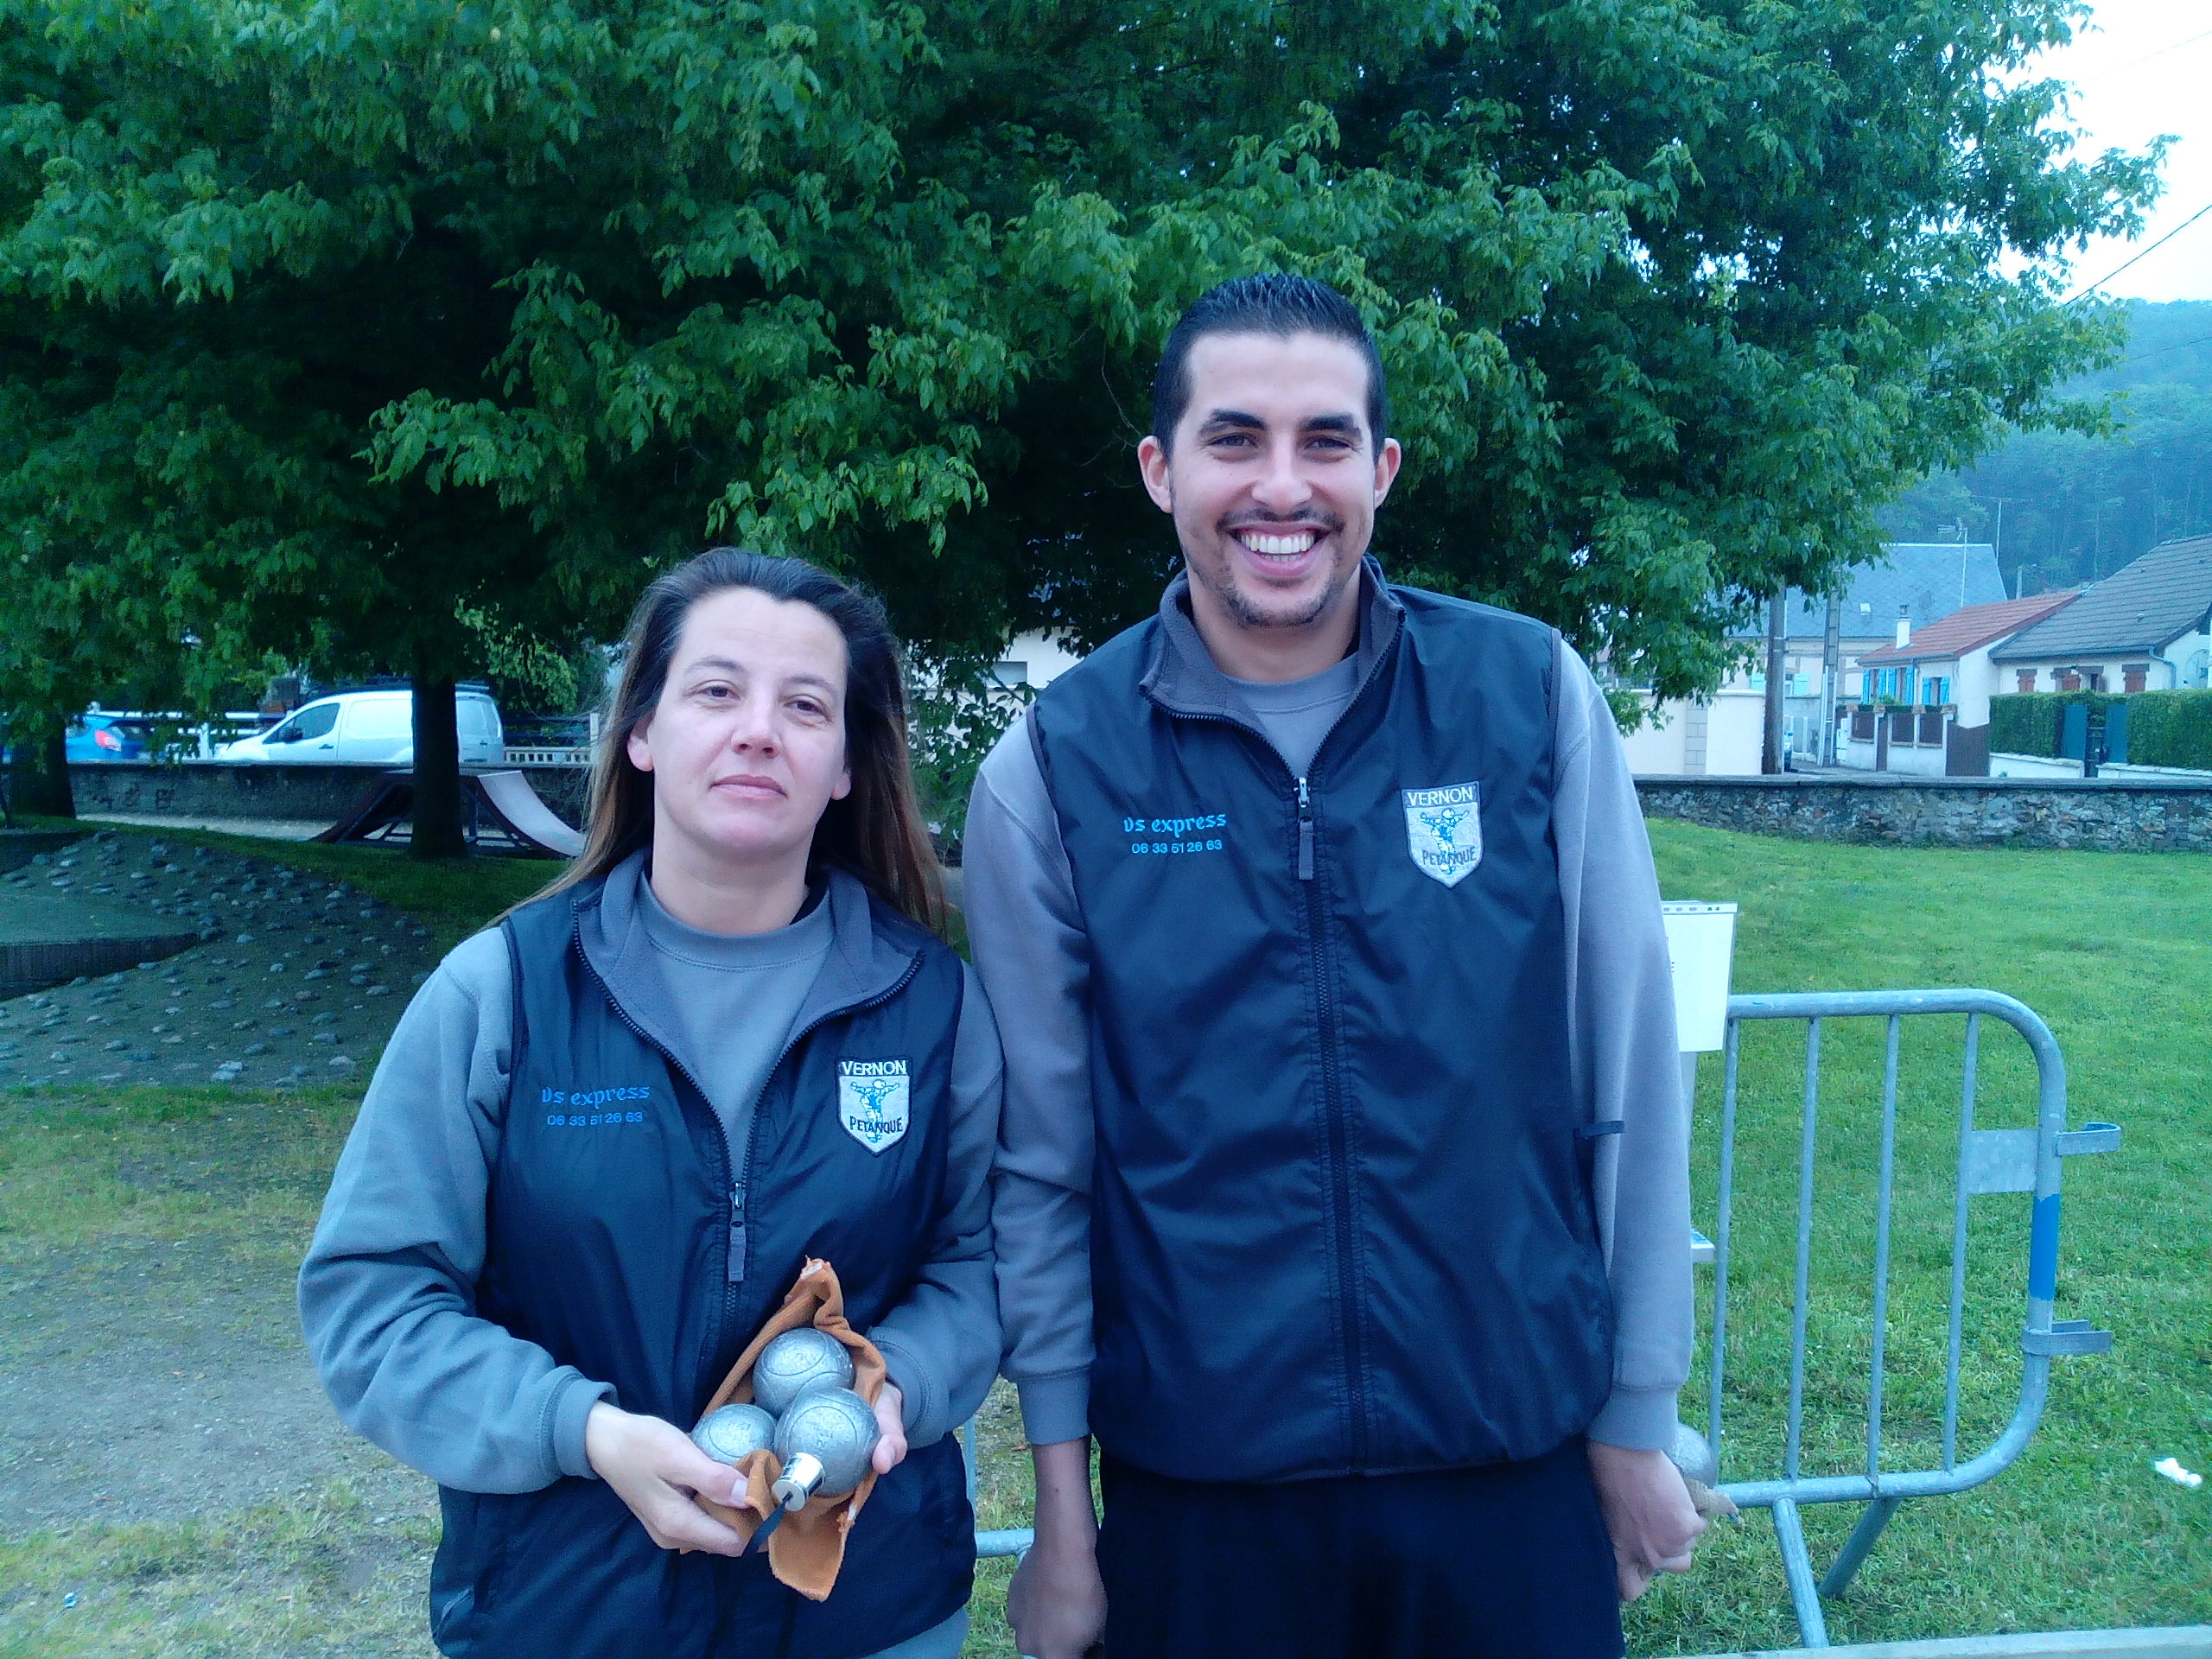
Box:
(837, 1059, 910, 1154)
(1402, 783, 1482, 887)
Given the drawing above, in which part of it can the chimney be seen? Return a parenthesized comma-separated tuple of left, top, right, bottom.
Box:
(1895, 606, 1911, 649)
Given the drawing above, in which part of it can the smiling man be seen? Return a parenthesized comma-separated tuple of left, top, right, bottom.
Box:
(963, 275, 1701, 1658)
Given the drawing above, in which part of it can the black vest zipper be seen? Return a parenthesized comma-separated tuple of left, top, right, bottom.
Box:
(576, 917, 930, 1392)
(570, 916, 745, 1396)
(1147, 658, 1388, 1469)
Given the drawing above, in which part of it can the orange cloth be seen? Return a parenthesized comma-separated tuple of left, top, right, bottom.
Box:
(690, 1260, 887, 1601)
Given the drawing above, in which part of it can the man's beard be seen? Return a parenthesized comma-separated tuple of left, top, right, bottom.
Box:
(1192, 518, 1352, 631)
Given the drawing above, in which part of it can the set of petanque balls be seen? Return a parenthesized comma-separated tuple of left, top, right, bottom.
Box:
(692, 1328, 881, 1514)
(0, 833, 436, 1087)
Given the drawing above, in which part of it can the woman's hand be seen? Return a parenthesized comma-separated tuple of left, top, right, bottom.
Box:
(585, 1402, 751, 1555)
(870, 1380, 910, 1475)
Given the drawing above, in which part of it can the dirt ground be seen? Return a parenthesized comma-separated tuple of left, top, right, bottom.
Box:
(0, 1103, 425, 1535)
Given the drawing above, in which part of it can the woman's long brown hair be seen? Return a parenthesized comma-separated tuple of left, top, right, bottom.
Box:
(525, 548, 946, 933)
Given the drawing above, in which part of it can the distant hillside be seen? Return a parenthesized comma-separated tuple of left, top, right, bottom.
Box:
(1882, 299, 2212, 594)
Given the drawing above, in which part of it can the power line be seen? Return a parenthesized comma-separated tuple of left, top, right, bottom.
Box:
(2065, 199, 2212, 302)
(2117, 331, 2212, 366)
(2071, 25, 2212, 86)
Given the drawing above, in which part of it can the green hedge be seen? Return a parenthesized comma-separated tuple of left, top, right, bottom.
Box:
(2127, 690, 2212, 769)
(1989, 690, 2212, 767)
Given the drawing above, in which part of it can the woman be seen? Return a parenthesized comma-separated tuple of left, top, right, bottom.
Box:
(301, 550, 1001, 1659)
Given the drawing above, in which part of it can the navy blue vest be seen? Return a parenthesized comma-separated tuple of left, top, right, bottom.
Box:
(427, 876, 974, 1659)
(1032, 582, 1613, 1483)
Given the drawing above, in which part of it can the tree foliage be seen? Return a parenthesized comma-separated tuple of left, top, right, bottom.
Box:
(0, 0, 2163, 808)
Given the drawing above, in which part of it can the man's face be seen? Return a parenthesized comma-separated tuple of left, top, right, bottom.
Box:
(1139, 330, 1402, 634)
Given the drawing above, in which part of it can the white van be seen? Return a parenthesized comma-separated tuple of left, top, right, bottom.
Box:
(220, 689, 505, 766)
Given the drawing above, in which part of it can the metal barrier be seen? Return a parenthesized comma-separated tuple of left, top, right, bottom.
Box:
(959, 1415, 1032, 1560)
(1709, 989, 2118, 1649)
(958, 986, 2120, 1645)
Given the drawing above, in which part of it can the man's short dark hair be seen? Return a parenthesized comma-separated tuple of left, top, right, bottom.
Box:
(1150, 274, 1389, 454)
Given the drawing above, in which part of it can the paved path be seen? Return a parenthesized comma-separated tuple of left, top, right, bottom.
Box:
(80, 811, 332, 842)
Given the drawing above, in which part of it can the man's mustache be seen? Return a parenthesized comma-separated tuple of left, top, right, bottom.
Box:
(1217, 510, 1345, 532)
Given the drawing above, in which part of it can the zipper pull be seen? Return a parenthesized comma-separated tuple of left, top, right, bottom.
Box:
(727, 1186, 747, 1283)
(1296, 776, 1315, 881)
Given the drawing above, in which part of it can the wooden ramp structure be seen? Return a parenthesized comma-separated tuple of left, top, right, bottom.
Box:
(316, 769, 582, 858)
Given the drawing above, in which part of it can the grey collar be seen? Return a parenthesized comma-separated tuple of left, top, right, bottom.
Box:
(1141, 556, 1403, 727)
(575, 852, 915, 1088)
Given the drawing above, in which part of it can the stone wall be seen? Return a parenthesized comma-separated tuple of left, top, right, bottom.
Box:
(1637, 774, 2212, 852)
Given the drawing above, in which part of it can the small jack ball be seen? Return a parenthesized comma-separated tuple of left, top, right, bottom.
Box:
(752, 1327, 855, 1416)
(772, 1387, 880, 1503)
(692, 1402, 776, 1466)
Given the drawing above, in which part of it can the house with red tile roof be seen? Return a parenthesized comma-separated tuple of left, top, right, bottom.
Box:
(1847, 589, 2080, 774)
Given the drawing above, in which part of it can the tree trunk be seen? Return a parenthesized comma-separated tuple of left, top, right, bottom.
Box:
(410, 671, 467, 861)
(5, 714, 75, 820)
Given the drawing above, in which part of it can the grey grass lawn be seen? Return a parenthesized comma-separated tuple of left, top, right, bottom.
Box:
(1, 822, 2206, 1656)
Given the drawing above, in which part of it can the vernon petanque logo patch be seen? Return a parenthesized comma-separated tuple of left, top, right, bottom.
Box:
(1402, 783, 1482, 887)
(837, 1058, 910, 1154)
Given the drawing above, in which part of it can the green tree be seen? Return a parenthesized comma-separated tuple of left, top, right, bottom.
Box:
(911, 1, 2160, 702)
(0, 0, 2160, 833)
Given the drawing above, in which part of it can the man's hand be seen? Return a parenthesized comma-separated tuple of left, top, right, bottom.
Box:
(870, 1381, 910, 1476)
(585, 1402, 750, 1555)
(1006, 1438, 1106, 1659)
(1587, 1440, 1707, 1601)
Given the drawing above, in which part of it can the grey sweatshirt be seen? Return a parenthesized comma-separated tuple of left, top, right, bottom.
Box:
(299, 855, 1002, 1494)
(965, 571, 1692, 1455)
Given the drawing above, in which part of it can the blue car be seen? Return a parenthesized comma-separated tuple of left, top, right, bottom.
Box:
(64, 711, 152, 761)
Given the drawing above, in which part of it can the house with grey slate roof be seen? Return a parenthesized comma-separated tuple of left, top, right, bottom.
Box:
(1988, 534, 2212, 695)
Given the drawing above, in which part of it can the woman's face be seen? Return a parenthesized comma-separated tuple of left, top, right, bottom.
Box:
(626, 586, 853, 870)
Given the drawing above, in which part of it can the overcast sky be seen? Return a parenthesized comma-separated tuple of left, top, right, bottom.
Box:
(2027, 0, 2212, 302)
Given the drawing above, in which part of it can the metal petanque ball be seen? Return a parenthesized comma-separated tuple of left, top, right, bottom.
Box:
(691, 1402, 777, 1467)
(770, 1386, 880, 1510)
(1667, 1421, 1718, 1488)
(751, 1327, 855, 1416)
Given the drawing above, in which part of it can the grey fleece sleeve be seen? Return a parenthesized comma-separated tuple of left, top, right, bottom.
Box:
(964, 715, 1096, 1447)
(297, 931, 614, 1492)
(1553, 638, 1696, 1451)
(868, 963, 1004, 1449)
